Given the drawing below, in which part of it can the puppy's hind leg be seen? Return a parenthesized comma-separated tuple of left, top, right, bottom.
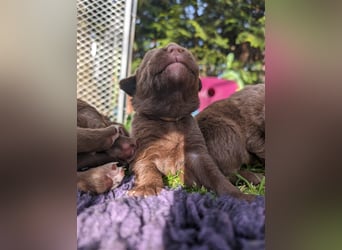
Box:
(198, 120, 249, 180)
(185, 152, 255, 201)
(246, 131, 265, 163)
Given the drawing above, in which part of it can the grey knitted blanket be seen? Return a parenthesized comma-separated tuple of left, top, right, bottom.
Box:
(77, 176, 265, 250)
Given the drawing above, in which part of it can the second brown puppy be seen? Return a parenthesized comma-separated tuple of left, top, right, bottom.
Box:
(120, 43, 253, 200)
(196, 84, 265, 184)
(77, 99, 136, 194)
(77, 99, 136, 170)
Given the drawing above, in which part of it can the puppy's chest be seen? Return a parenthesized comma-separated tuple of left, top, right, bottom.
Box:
(153, 131, 185, 174)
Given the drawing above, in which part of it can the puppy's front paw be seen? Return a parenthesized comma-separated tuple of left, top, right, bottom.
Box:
(128, 185, 163, 197)
(77, 162, 125, 194)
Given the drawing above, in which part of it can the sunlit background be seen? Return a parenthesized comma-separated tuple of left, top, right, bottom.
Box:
(133, 0, 265, 85)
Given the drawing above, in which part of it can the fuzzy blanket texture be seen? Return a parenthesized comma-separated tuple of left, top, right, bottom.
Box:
(77, 175, 265, 250)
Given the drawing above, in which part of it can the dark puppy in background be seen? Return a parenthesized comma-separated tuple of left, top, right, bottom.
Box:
(77, 99, 136, 194)
(120, 43, 253, 200)
(196, 84, 265, 184)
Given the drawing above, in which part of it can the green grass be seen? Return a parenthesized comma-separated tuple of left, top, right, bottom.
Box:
(124, 113, 133, 132)
(235, 164, 265, 195)
(236, 173, 265, 195)
(163, 166, 265, 196)
(162, 170, 215, 195)
(162, 170, 184, 189)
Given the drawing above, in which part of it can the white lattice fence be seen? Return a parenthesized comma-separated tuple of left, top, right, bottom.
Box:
(77, 0, 137, 122)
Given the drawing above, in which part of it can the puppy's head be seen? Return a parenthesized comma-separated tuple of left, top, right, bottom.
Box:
(120, 43, 202, 117)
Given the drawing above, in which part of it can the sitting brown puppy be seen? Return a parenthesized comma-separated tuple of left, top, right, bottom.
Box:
(196, 84, 265, 184)
(77, 99, 136, 194)
(119, 43, 253, 200)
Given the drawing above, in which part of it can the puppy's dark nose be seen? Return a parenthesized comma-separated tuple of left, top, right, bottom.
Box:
(167, 44, 184, 54)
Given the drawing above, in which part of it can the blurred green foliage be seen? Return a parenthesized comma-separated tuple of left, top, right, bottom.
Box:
(133, 0, 265, 86)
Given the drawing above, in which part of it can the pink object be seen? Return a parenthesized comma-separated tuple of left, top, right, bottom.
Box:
(198, 77, 238, 112)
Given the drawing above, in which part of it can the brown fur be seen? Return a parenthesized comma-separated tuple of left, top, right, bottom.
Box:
(196, 84, 265, 184)
(77, 99, 136, 170)
(77, 99, 136, 194)
(77, 99, 129, 135)
(77, 162, 125, 194)
(120, 43, 254, 200)
(77, 125, 119, 154)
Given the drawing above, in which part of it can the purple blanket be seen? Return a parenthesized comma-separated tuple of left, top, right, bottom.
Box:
(77, 176, 265, 250)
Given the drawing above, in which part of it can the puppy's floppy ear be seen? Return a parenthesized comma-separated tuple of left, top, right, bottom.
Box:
(198, 78, 202, 91)
(119, 76, 136, 96)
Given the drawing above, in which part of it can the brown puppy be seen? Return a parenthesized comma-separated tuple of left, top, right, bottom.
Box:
(120, 43, 253, 200)
(77, 127, 136, 171)
(77, 99, 136, 194)
(77, 99, 128, 131)
(77, 99, 136, 170)
(196, 84, 265, 184)
(77, 125, 119, 154)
